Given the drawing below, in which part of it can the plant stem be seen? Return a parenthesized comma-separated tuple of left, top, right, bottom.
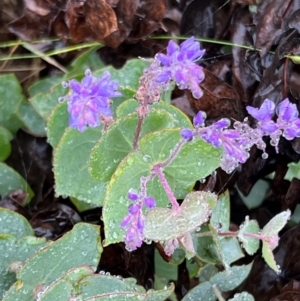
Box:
(243, 232, 263, 240)
(133, 115, 144, 149)
(157, 139, 186, 168)
(152, 165, 179, 210)
(217, 231, 238, 237)
(212, 284, 225, 301)
(195, 231, 212, 237)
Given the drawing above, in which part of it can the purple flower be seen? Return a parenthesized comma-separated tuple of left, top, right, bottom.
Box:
(277, 98, 298, 122)
(121, 190, 157, 251)
(246, 99, 275, 122)
(246, 99, 278, 135)
(144, 197, 156, 208)
(276, 98, 300, 140)
(127, 189, 139, 201)
(155, 37, 206, 98)
(61, 70, 122, 132)
(193, 111, 206, 127)
(180, 129, 194, 141)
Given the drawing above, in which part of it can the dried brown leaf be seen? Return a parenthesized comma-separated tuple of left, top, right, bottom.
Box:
(187, 69, 244, 122)
(83, 0, 118, 40)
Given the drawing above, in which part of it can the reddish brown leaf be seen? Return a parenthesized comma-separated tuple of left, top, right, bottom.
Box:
(104, 0, 139, 48)
(65, 0, 97, 43)
(84, 0, 118, 40)
(187, 69, 244, 122)
(129, 0, 167, 41)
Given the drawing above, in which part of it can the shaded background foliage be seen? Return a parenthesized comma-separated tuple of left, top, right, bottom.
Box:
(2, 0, 300, 300)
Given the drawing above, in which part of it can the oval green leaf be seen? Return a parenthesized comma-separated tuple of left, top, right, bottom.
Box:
(3, 223, 102, 301)
(47, 102, 69, 148)
(116, 99, 193, 128)
(54, 127, 106, 206)
(89, 110, 176, 182)
(0, 162, 34, 205)
(238, 218, 260, 255)
(0, 127, 12, 161)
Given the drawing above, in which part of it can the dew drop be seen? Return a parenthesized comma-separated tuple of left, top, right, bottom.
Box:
(142, 155, 151, 162)
(62, 81, 69, 88)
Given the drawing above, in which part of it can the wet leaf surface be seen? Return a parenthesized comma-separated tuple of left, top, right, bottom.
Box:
(5, 0, 300, 299)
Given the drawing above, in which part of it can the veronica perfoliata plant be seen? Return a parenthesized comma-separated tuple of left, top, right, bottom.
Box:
(52, 37, 295, 276)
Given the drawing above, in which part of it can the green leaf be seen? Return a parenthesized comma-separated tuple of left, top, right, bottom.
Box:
(28, 76, 64, 97)
(0, 127, 12, 161)
(39, 266, 94, 301)
(238, 218, 260, 255)
(186, 259, 201, 278)
(198, 264, 218, 282)
(89, 110, 177, 182)
(3, 223, 102, 301)
(194, 225, 221, 264)
(285, 161, 300, 181)
(70, 196, 96, 212)
(169, 248, 186, 265)
(54, 127, 107, 206)
(182, 282, 215, 301)
(116, 99, 193, 128)
(210, 226, 244, 272)
(17, 101, 46, 136)
(0, 74, 24, 133)
(210, 190, 230, 231)
(155, 249, 178, 280)
(0, 162, 34, 205)
(261, 210, 290, 273)
(262, 210, 291, 237)
(143, 191, 215, 242)
(0, 208, 33, 238)
(210, 263, 252, 291)
(237, 179, 270, 210)
(103, 130, 222, 246)
(228, 292, 255, 301)
(47, 102, 69, 148)
(182, 264, 252, 301)
(94, 59, 150, 91)
(30, 83, 65, 121)
(262, 242, 279, 273)
(66, 46, 104, 78)
(0, 235, 48, 299)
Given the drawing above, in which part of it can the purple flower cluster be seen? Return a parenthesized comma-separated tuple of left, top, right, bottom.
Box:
(247, 98, 300, 151)
(180, 98, 300, 174)
(136, 37, 205, 107)
(155, 37, 206, 99)
(121, 189, 156, 251)
(60, 69, 122, 132)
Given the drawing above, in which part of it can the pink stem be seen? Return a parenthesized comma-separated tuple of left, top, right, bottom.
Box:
(152, 165, 179, 210)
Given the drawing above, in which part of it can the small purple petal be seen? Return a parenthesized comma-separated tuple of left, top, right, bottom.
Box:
(128, 204, 141, 214)
(213, 118, 231, 129)
(121, 215, 132, 228)
(259, 120, 278, 134)
(180, 128, 194, 141)
(246, 99, 275, 122)
(193, 111, 206, 127)
(144, 196, 156, 208)
(277, 98, 298, 121)
(127, 189, 139, 201)
(156, 53, 171, 67)
(137, 217, 145, 231)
